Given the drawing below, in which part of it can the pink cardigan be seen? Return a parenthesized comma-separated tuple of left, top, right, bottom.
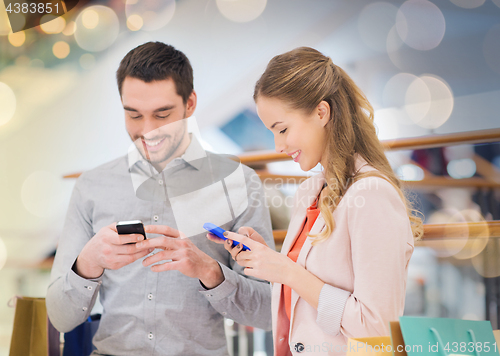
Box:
(272, 155, 414, 355)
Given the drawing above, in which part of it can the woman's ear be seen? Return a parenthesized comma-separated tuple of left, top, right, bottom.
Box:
(317, 100, 331, 127)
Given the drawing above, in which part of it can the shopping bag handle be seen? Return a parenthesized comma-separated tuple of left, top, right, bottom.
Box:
(430, 327, 480, 356)
(7, 295, 21, 308)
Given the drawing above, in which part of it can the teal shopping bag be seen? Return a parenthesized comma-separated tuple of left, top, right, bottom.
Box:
(399, 316, 498, 355)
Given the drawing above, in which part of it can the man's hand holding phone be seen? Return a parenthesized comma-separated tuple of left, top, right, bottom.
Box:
(75, 221, 153, 279)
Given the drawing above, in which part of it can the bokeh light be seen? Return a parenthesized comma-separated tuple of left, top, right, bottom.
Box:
(62, 21, 77, 36)
(125, 0, 175, 31)
(8, 31, 25, 47)
(472, 239, 500, 278)
(382, 73, 422, 125)
(396, 0, 446, 51)
(21, 171, 66, 218)
(79, 53, 96, 70)
(0, 82, 16, 126)
(74, 6, 119, 52)
(127, 14, 143, 31)
(383, 73, 418, 107)
(0, 238, 6, 271)
(358, 2, 398, 52)
(493, 0, 500, 8)
(40, 14, 66, 34)
(406, 75, 454, 130)
(452, 209, 488, 260)
(15, 55, 30, 66)
(382, 74, 453, 131)
(483, 24, 500, 75)
(82, 9, 99, 29)
(405, 76, 432, 124)
(396, 164, 425, 181)
(0, 0, 11, 35)
(450, 0, 485, 8)
(53, 41, 70, 59)
(447, 159, 476, 179)
(424, 209, 469, 258)
(216, 0, 267, 23)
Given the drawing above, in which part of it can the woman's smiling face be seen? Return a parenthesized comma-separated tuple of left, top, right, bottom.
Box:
(256, 96, 330, 172)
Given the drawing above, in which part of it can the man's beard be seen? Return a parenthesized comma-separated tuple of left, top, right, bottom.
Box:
(135, 118, 188, 166)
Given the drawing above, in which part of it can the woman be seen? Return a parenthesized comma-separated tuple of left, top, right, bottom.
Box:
(207, 47, 423, 355)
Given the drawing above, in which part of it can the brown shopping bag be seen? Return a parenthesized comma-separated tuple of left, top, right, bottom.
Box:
(9, 296, 60, 356)
(345, 322, 407, 355)
(346, 336, 393, 355)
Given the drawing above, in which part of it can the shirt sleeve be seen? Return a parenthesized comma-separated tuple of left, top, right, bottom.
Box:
(315, 177, 414, 337)
(46, 176, 103, 333)
(199, 166, 274, 331)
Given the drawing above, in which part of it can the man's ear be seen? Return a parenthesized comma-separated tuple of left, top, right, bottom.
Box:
(317, 100, 331, 127)
(185, 90, 197, 117)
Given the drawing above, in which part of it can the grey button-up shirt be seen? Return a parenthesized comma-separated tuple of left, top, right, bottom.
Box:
(47, 135, 274, 356)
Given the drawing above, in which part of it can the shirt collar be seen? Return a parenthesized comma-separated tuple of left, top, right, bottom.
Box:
(180, 133, 206, 170)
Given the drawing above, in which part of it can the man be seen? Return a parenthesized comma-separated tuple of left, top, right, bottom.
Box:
(46, 42, 274, 355)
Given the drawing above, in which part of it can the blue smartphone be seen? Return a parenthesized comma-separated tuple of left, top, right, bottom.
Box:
(203, 223, 251, 251)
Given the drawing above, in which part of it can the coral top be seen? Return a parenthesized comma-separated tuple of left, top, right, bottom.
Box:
(283, 198, 320, 320)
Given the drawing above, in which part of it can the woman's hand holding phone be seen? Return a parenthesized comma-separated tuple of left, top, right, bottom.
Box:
(207, 226, 294, 285)
(206, 226, 265, 257)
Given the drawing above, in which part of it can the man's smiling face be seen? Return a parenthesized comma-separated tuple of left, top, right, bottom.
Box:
(121, 76, 196, 171)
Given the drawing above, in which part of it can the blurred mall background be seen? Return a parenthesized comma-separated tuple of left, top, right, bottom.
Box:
(1, 0, 500, 354)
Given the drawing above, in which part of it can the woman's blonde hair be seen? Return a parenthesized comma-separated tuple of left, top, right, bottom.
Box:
(254, 47, 423, 244)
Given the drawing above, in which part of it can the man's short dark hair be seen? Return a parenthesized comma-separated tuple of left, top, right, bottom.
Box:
(116, 42, 194, 103)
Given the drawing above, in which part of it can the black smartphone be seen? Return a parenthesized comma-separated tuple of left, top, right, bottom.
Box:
(116, 220, 146, 243)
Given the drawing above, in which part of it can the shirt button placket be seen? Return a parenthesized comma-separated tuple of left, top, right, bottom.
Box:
(144, 270, 158, 346)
